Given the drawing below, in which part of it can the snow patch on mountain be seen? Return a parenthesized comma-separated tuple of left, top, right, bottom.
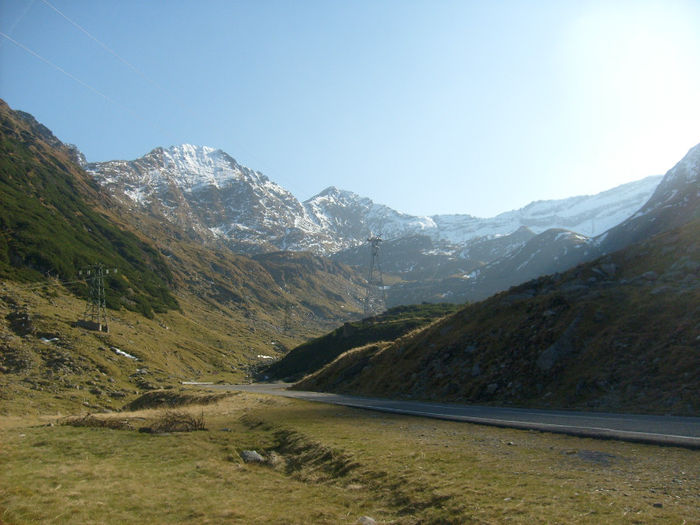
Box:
(430, 175, 662, 243)
(87, 143, 663, 257)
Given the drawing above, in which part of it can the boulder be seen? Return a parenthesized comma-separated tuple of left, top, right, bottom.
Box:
(240, 450, 265, 464)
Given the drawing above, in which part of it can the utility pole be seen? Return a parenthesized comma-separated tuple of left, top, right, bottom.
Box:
(363, 235, 385, 316)
(78, 263, 116, 332)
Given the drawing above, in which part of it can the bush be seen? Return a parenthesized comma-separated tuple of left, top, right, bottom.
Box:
(142, 410, 206, 433)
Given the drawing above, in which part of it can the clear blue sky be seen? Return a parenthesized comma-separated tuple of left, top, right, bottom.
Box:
(2, 0, 699, 217)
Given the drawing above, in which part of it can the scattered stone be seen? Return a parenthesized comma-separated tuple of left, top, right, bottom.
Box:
(486, 383, 498, 394)
(108, 391, 127, 399)
(560, 283, 589, 294)
(471, 363, 481, 377)
(357, 517, 376, 525)
(240, 450, 265, 464)
(641, 271, 658, 281)
(599, 263, 617, 278)
(444, 382, 460, 395)
(576, 450, 617, 465)
(536, 314, 582, 371)
(6, 309, 34, 336)
(0, 346, 34, 373)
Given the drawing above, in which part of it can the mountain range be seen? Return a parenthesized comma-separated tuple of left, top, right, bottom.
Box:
(86, 144, 662, 305)
(87, 144, 661, 254)
(2, 97, 698, 418)
(290, 142, 700, 415)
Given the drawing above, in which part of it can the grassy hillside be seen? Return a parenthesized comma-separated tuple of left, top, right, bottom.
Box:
(263, 303, 461, 381)
(0, 100, 371, 415)
(0, 100, 177, 317)
(296, 219, 700, 416)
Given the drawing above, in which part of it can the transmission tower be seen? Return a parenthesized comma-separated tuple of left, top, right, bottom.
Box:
(363, 235, 386, 315)
(78, 263, 116, 332)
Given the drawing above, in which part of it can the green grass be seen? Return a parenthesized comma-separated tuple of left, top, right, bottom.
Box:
(0, 101, 177, 317)
(296, 220, 700, 416)
(1, 392, 698, 524)
(263, 303, 461, 381)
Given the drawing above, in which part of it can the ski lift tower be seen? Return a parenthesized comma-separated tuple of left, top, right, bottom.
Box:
(78, 263, 116, 332)
(363, 235, 386, 315)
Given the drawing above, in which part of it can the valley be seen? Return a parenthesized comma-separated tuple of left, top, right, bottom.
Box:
(2, 391, 699, 524)
(1, 97, 699, 524)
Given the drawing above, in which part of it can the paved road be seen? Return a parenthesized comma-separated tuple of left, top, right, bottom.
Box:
(208, 383, 700, 449)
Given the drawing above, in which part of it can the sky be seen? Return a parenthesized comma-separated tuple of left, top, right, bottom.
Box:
(1, 0, 699, 218)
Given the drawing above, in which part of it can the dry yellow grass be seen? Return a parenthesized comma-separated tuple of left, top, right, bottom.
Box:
(0, 278, 320, 416)
(1, 391, 698, 524)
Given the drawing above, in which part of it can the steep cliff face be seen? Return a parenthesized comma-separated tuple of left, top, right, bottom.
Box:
(87, 145, 332, 253)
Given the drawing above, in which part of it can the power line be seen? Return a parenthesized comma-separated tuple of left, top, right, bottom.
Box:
(1, 31, 113, 103)
(34, 0, 273, 175)
(39, 0, 170, 99)
(363, 235, 385, 315)
(41, 0, 141, 75)
(0, 0, 37, 50)
(35, 1, 201, 127)
(0, 31, 170, 136)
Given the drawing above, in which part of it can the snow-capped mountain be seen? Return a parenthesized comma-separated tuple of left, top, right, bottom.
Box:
(598, 142, 700, 253)
(88, 145, 334, 253)
(87, 144, 662, 259)
(304, 186, 436, 242)
(430, 175, 662, 244)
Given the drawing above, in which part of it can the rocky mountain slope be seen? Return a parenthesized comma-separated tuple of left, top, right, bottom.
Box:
(88, 145, 661, 258)
(86, 143, 662, 306)
(296, 217, 700, 415)
(87, 145, 332, 254)
(598, 143, 700, 253)
(293, 145, 700, 415)
(0, 100, 369, 414)
(430, 175, 662, 243)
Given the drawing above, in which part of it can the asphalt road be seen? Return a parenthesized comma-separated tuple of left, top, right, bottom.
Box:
(208, 383, 700, 449)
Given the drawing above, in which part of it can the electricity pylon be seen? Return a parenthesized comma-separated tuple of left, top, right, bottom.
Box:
(78, 263, 116, 332)
(363, 235, 385, 315)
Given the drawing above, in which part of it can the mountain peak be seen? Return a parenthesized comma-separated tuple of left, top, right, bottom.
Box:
(311, 186, 361, 201)
(319, 185, 340, 196)
(667, 142, 700, 185)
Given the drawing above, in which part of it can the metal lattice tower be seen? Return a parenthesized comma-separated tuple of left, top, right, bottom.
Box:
(363, 235, 385, 315)
(79, 263, 116, 332)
